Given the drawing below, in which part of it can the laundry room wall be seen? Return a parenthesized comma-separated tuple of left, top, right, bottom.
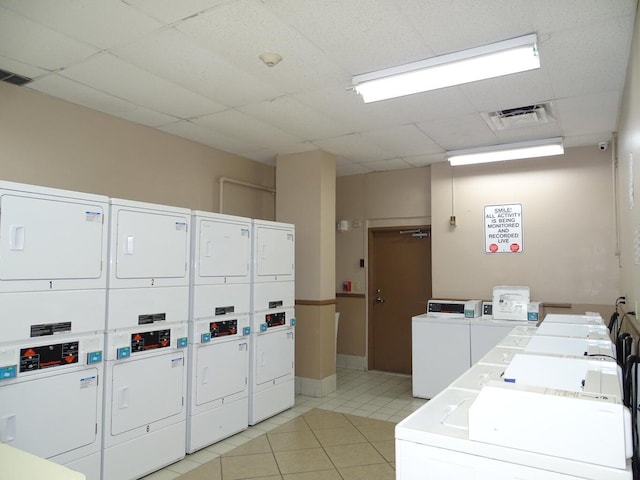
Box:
(0, 82, 275, 219)
(615, 3, 640, 338)
(335, 167, 430, 368)
(431, 146, 621, 317)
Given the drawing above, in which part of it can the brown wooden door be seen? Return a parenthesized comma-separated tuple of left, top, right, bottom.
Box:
(368, 227, 432, 374)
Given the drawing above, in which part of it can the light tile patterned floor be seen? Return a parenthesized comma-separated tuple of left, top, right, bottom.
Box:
(142, 368, 426, 480)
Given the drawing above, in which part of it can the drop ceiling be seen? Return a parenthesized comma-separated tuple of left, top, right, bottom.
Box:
(0, 0, 636, 176)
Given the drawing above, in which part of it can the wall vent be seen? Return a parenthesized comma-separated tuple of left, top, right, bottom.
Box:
(481, 103, 555, 131)
(0, 68, 32, 86)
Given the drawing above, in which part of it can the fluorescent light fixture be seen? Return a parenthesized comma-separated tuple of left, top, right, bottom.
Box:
(353, 34, 539, 103)
(447, 137, 564, 166)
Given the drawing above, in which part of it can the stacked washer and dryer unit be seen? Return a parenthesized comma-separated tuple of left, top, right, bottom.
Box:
(0, 181, 298, 478)
(0, 181, 109, 480)
(187, 211, 252, 453)
(102, 199, 191, 480)
(249, 219, 296, 426)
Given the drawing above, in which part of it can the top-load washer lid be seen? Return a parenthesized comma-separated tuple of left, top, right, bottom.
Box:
(523, 335, 615, 359)
(536, 322, 610, 339)
(543, 313, 604, 325)
(502, 353, 621, 399)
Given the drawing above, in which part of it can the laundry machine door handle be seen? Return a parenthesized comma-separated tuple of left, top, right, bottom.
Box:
(9, 225, 25, 251)
(118, 386, 130, 409)
(0, 414, 16, 442)
(201, 366, 209, 384)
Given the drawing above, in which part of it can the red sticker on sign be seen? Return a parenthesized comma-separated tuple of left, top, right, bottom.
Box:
(489, 244, 499, 253)
(510, 243, 520, 252)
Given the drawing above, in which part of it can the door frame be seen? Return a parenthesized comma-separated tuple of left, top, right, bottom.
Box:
(367, 225, 431, 371)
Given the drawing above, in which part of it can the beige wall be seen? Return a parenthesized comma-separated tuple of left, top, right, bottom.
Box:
(336, 167, 431, 295)
(276, 151, 336, 384)
(0, 82, 275, 218)
(336, 149, 623, 360)
(617, 5, 640, 329)
(335, 167, 430, 357)
(431, 146, 620, 304)
(276, 150, 336, 301)
(336, 295, 366, 356)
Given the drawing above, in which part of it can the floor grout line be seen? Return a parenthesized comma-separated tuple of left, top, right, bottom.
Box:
(143, 368, 426, 480)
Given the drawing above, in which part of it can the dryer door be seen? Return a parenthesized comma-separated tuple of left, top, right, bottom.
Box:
(254, 328, 294, 386)
(110, 352, 184, 435)
(195, 339, 248, 406)
(254, 225, 294, 279)
(197, 218, 250, 280)
(0, 194, 105, 281)
(114, 209, 189, 280)
(0, 368, 100, 459)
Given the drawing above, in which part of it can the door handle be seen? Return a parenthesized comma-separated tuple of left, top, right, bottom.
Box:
(375, 296, 385, 304)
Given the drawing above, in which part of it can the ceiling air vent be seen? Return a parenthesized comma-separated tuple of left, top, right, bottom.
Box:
(481, 103, 554, 131)
(0, 68, 32, 86)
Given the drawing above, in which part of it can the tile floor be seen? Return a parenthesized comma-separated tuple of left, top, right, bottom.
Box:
(142, 368, 427, 480)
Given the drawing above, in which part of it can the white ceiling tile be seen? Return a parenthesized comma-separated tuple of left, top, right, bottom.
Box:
(159, 119, 260, 153)
(396, 0, 536, 54)
(554, 90, 621, 136)
(531, 0, 637, 34)
(113, 28, 276, 107)
(360, 158, 413, 171)
(564, 133, 612, 149)
(404, 153, 446, 167)
(336, 163, 374, 176)
(264, 0, 430, 74)
(360, 125, 441, 156)
(461, 69, 555, 113)
(542, 18, 634, 98)
(175, 0, 349, 94)
(312, 134, 394, 163)
(0, 0, 161, 49)
(417, 114, 496, 151)
(0, 7, 97, 70)
(59, 53, 227, 119)
(123, 0, 231, 24)
(28, 74, 178, 127)
(0, 0, 634, 176)
(193, 109, 304, 151)
(0, 54, 48, 79)
(238, 95, 352, 141)
(241, 149, 277, 166)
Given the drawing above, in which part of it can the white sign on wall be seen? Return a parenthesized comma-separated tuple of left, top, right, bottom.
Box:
(484, 203, 523, 254)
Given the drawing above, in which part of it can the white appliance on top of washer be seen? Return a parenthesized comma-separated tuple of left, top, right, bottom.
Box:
(187, 211, 252, 453)
(103, 199, 190, 480)
(249, 219, 295, 425)
(412, 300, 470, 399)
(0, 181, 108, 480)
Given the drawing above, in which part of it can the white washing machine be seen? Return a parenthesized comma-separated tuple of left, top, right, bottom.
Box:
(103, 199, 190, 480)
(396, 386, 632, 480)
(249, 219, 295, 425)
(536, 322, 610, 339)
(543, 313, 605, 325)
(412, 301, 470, 399)
(0, 333, 104, 479)
(187, 211, 252, 453)
(0, 181, 108, 480)
(470, 318, 530, 364)
(398, 329, 631, 480)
